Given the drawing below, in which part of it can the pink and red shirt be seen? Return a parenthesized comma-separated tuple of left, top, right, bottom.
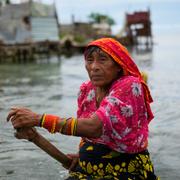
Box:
(77, 76, 153, 153)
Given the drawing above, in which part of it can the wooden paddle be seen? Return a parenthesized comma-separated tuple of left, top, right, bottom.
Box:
(15, 128, 72, 168)
(32, 133, 72, 168)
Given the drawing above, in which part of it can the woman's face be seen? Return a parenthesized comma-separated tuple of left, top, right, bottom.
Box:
(85, 48, 121, 88)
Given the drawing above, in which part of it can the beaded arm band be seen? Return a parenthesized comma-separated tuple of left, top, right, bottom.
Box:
(39, 114, 78, 135)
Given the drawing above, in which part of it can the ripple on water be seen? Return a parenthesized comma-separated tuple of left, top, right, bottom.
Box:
(1, 46, 180, 179)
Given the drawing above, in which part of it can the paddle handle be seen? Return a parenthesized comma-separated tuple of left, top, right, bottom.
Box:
(32, 133, 72, 167)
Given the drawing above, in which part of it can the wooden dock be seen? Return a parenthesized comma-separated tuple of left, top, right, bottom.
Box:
(0, 41, 61, 63)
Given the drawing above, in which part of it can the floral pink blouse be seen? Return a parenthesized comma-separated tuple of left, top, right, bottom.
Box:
(77, 76, 153, 153)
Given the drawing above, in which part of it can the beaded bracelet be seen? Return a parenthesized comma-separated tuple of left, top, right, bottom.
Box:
(51, 117, 58, 133)
(65, 117, 78, 136)
(43, 114, 59, 133)
(40, 114, 78, 135)
(59, 118, 67, 133)
(39, 114, 46, 127)
(72, 118, 78, 135)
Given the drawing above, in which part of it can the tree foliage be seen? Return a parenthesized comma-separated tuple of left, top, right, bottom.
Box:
(88, 13, 115, 26)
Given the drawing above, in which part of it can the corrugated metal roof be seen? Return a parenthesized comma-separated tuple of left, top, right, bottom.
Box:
(31, 2, 55, 17)
(0, 3, 30, 19)
(31, 17, 59, 41)
(0, 1, 59, 43)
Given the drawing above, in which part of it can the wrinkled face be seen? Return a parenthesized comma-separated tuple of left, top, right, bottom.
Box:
(85, 47, 121, 88)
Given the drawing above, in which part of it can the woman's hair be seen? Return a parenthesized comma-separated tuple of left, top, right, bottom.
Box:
(84, 46, 102, 59)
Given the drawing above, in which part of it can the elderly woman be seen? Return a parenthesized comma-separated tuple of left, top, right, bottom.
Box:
(7, 38, 158, 179)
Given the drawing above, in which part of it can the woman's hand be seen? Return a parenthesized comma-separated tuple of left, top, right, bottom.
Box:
(63, 153, 79, 171)
(7, 107, 42, 129)
(15, 127, 38, 142)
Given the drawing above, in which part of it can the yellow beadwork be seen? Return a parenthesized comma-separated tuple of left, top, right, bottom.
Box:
(41, 114, 46, 127)
(105, 163, 114, 174)
(51, 118, 57, 133)
(86, 146, 93, 151)
(144, 170, 147, 178)
(115, 165, 120, 171)
(102, 154, 112, 158)
(149, 165, 153, 172)
(76, 150, 157, 179)
(128, 160, 137, 172)
(71, 118, 76, 135)
(121, 162, 126, 167)
(87, 162, 93, 174)
(79, 161, 82, 167)
(113, 172, 118, 176)
(139, 154, 148, 164)
(99, 163, 103, 168)
(97, 169, 104, 176)
(59, 118, 67, 133)
(93, 165, 98, 171)
(145, 164, 150, 171)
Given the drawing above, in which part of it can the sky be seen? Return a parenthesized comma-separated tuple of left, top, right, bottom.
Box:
(10, 0, 180, 34)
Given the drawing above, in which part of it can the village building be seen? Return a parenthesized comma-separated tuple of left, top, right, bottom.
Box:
(117, 9, 152, 48)
(0, 0, 59, 44)
(0, 0, 60, 62)
(60, 15, 112, 49)
(0, 1, 153, 61)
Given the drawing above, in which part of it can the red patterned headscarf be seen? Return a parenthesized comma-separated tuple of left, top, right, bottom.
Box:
(85, 37, 153, 105)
